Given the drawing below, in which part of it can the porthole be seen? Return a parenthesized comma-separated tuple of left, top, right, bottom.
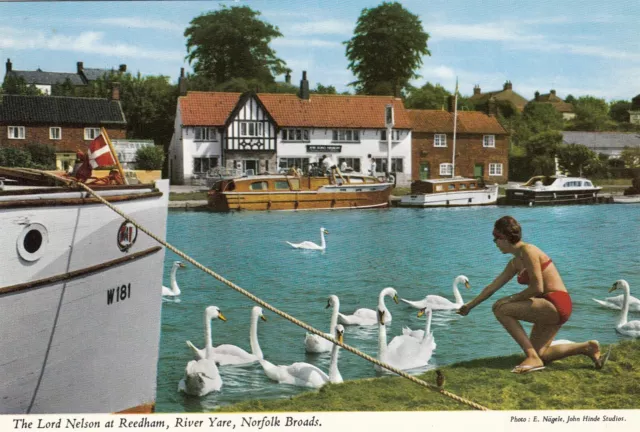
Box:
(17, 223, 48, 262)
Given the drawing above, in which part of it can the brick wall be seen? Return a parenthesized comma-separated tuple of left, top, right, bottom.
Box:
(411, 132, 509, 183)
(0, 125, 126, 152)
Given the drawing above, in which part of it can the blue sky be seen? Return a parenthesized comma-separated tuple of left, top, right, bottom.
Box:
(1, 0, 639, 101)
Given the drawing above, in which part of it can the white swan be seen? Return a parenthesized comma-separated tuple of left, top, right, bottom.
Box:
(338, 287, 399, 326)
(162, 261, 186, 296)
(305, 295, 340, 353)
(399, 307, 437, 352)
(259, 325, 344, 388)
(609, 280, 640, 338)
(286, 227, 329, 250)
(593, 287, 640, 312)
(376, 304, 435, 371)
(400, 275, 471, 310)
(178, 306, 226, 396)
(186, 306, 266, 366)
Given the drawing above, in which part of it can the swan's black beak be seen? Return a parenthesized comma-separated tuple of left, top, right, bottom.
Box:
(393, 294, 399, 304)
(178, 262, 186, 269)
(218, 312, 227, 322)
(465, 281, 471, 289)
(260, 314, 267, 322)
(377, 309, 385, 325)
(325, 300, 331, 309)
(417, 308, 426, 318)
(609, 283, 617, 293)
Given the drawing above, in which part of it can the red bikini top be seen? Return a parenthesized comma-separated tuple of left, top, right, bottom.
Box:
(517, 259, 553, 285)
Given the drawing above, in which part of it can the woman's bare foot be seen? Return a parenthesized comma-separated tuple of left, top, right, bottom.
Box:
(515, 356, 545, 370)
(586, 340, 601, 365)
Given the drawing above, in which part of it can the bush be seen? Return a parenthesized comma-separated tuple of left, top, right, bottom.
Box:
(0, 147, 32, 167)
(24, 143, 56, 169)
(134, 145, 165, 170)
(623, 175, 640, 196)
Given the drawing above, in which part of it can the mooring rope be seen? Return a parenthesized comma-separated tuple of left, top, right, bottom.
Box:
(37, 173, 489, 411)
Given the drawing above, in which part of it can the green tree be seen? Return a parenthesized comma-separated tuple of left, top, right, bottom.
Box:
(134, 145, 166, 170)
(609, 100, 631, 123)
(570, 96, 613, 131)
(557, 143, 597, 177)
(345, 2, 430, 96)
(312, 84, 338, 95)
(522, 102, 564, 134)
(524, 131, 563, 175)
(564, 94, 576, 105)
(51, 78, 77, 97)
(24, 143, 56, 169)
(404, 82, 450, 109)
(0, 147, 32, 167)
(2, 75, 41, 95)
(620, 146, 640, 168)
(185, 6, 286, 85)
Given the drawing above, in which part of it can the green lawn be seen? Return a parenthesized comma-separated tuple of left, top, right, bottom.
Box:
(169, 192, 208, 201)
(215, 339, 639, 412)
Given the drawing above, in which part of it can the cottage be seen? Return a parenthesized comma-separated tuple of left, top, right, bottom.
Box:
(529, 90, 576, 120)
(468, 81, 529, 113)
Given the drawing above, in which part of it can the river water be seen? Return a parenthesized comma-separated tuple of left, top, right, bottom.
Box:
(155, 204, 640, 412)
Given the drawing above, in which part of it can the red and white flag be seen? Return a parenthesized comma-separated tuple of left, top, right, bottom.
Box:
(87, 132, 116, 168)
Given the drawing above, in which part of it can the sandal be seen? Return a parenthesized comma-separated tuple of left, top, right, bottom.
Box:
(595, 346, 612, 370)
(511, 365, 546, 374)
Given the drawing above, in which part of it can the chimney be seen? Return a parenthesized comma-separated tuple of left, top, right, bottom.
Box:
(77, 61, 84, 74)
(178, 67, 187, 96)
(447, 95, 456, 113)
(6, 58, 12, 73)
(110, 82, 120, 101)
(503, 80, 512, 91)
(535, 91, 540, 101)
(473, 84, 481, 95)
(550, 89, 556, 96)
(487, 97, 497, 116)
(299, 70, 309, 100)
(119, 64, 127, 73)
(285, 70, 291, 84)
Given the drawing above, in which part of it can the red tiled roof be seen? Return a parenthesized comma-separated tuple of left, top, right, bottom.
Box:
(179, 92, 241, 126)
(257, 93, 411, 129)
(408, 109, 508, 134)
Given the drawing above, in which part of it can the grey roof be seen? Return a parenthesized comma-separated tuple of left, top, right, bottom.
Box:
(82, 68, 115, 81)
(0, 94, 126, 125)
(562, 131, 640, 149)
(8, 70, 85, 86)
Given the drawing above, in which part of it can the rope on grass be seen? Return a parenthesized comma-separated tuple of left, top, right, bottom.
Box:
(39, 172, 490, 411)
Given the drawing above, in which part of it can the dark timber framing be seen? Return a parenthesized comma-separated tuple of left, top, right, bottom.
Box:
(225, 92, 278, 152)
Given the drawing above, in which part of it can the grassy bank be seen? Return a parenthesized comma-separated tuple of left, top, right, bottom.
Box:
(170, 192, 207, 201)
(215, 339, 639, 412)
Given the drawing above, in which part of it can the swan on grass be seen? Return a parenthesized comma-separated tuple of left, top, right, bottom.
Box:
(609, 280, 640, 338)
(260, 325, 344, 388)
(162, 261, 186, 296)
(186, 306, 267, 366)
(400, 275, 471, 310)
(593, 284, 640, 312)
(376, 305, 435, 372)
(178, 306, 226, 396)
(286, 227, 329, 250)
(338, 287, 399, 326)
(305, 295, 340, 353)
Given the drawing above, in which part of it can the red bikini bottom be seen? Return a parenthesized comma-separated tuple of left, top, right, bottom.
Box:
(539, 291, 572, 325)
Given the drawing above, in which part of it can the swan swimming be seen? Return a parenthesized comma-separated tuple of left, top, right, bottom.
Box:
(609, 280, 640, 338)
(399, 307, 437, 352)
(186, 306, 267, 365)
(305, 295, 340, 353)
(286, 227, 329, 250)
(376, 304, 435, 372)
(338, 287, 398, 326)
(162, 261, 186, 296)
(593, 284, 640, 312)
(400, 275, 471, 310)
(259, 325, 344, 388)
(178, 306, 226, 396)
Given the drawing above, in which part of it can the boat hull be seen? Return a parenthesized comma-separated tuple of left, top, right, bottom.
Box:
(505, 188, 600, 206)
(612, 195, 640, 204)
(0, 180, 169, 414)
(399, 185, 499, 207)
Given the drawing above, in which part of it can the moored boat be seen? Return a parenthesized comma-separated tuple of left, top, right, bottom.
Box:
(0, 167, 169, 414)
(399, 177, 499, 207)
(505, 175, 601, 206)
(207, 170, 393, 211)
(612, 195, 640, 204)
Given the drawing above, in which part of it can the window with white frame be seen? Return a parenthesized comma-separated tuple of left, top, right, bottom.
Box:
(440, 163, 453, 176)
(434, 134, 447, 147)
(49, 127, 61, 140)
(373, 158, 404, 173)
(380, 129, 401, 141)
(332, 129, 360, 142)
(281, 128, 310, 142)
(278, 158, 310, 173)
(338, 157, 361, 172)
(8, 126, 25, 139)
(483, 135, 496, 147)
(239, 121, 264, 137)
(489, 163, 503, 176)
(84, 128, 100, 140)
(194, 127, 217, 141)
(193, 157, 219, 174)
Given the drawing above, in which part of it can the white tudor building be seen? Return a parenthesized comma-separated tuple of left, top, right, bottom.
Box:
(169, 72, 413, 185)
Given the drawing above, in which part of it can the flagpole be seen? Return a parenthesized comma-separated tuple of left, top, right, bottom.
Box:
(101, 127, 129, 185)
(451, 78, 458, 178)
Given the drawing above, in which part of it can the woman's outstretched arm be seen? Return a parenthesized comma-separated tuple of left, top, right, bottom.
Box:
(458, 260, 517, 315)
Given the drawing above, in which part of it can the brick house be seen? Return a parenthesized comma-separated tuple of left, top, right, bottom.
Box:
(469, 81, 529, 112)
(409, 98, 509, 183)
(0, 85, 126, 171)
(529, 90, 576, 120)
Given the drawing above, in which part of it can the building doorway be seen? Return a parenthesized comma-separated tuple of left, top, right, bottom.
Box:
(474, 163, 485, 178)
(419, 162, 430, 180)
(244, 159, 259, 175)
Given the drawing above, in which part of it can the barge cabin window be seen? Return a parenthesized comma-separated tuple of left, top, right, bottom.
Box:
(250, 181, 268, 191)
(274, 180, 290, 190)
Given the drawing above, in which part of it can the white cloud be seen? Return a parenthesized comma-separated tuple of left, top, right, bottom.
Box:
(95, 18, 184, 32)
(289, 19, 353, 36)
(273, 38, 341, 48)
(0, 27, 181, 61)
(429, 23, 544, 43)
